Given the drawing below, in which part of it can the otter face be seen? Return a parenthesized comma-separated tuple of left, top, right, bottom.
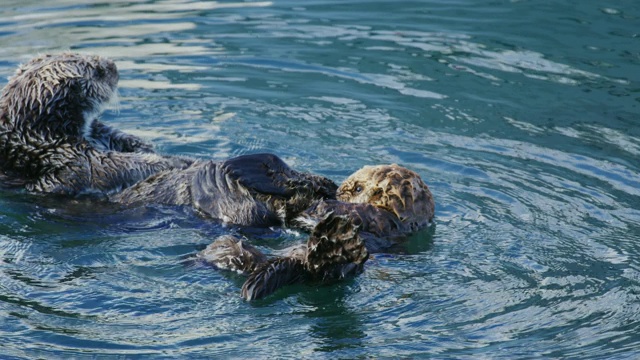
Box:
(337, 164, 435, 228)
(2, 52, 119, 137)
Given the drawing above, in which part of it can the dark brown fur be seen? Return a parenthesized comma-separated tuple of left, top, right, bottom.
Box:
(110, 153, 338, 227)
(201, 214, 368, 301)
(197, 235, 268, 274)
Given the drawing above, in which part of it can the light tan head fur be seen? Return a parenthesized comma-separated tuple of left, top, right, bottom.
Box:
(337, 164, 435, 230)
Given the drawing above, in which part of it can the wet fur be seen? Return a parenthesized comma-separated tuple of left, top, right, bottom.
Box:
(293, 164, 435, 252)
(197, 235, 268, 274)
(0, 53, 191, 195)
(337, 164, 435, 232)
(241, 214, 368, 300)
(110, 153, 338, 227)
(198, 214, 368, 300)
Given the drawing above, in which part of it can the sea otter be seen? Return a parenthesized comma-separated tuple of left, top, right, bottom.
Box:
(0, 53, 191, 195)
(0, 53, 337, 227)
(198, 162, 435, 300)
(110, 153, 338, 227)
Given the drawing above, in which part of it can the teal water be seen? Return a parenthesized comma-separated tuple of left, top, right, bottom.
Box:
(0, 0, 639, 358)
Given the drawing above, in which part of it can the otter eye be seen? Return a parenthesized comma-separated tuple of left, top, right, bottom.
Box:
(95, 66, 106, 77)
(355, 186, 363, 193)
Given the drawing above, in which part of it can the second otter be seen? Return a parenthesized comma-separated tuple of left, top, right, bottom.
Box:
(0, 53, 191, 195)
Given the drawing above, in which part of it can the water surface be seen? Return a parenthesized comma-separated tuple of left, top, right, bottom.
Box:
(0, 0, 639, 358)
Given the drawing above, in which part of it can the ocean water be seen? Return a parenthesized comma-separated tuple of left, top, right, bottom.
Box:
(0, 0, 639, 358)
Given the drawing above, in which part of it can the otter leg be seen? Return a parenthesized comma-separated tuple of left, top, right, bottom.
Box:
(241, 213, 369, 301)
(241, 257, 306, 301)
(87, 150, 193, 194)
(221, 153, 338, 200)
(197, 235, 268, 274)
(305, 213, 368, 282)
(89, 120, 155, 153)
(189, 161, 282, 226)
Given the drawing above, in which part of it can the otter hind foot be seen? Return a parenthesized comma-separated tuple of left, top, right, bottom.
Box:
(306, 213, 369, 282)
(241, 213, 369, 301)
(197, 235, 267, 274)
(241, 257, 305, 301)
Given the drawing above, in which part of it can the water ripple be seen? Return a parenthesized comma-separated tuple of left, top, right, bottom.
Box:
(1, 0, 640, 358)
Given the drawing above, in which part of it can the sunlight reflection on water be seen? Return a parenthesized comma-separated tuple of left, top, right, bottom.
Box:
(1, 0, 640, 358)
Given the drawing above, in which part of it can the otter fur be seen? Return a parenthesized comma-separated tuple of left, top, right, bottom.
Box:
(200, 213, 369, 301)
(197, 235, 268, 274)
(110, 153, 338, 227)
(294, 164, 435, 252)
(198, 163, 434, 300)
(0, 53, 191, 195)
(241, 214, 368, 300)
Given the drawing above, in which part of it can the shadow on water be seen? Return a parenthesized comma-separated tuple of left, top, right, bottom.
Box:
(245, 279, 367, 354)
(300, 286, 367, 353)
(393, 224, 436, 255)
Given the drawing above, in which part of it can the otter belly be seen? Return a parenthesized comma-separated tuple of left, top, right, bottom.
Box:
(110, 153, 337, 228)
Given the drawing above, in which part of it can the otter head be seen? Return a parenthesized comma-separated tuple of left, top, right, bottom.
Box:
(337, 164, 435, 229)
(1, 52, 119, 140)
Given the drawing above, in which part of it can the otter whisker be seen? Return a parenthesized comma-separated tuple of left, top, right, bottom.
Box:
(107, 88, 120, 115)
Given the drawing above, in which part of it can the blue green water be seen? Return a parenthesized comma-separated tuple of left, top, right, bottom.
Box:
(0, 0, 639, 358)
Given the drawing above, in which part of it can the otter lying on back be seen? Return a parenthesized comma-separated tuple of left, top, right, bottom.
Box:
(110, 153, 338, 227)
(197, 162, 435, 300)
(0, 53, 191, 195)
(294, 164, 435, 252)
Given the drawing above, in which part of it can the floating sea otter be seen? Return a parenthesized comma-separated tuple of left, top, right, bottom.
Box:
(109, 151, 434, 299)
(196, 162, 435, 300)
(0, 53, 435, 301)
(110, 153, 339, 226)
(0, 53, 191, 195)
